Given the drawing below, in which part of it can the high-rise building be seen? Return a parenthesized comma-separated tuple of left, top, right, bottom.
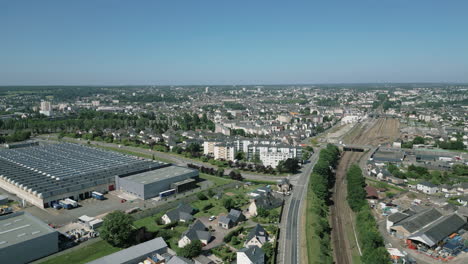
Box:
(39, 101, 52, 116)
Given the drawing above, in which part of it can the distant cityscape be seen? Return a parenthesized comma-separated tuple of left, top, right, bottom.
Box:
(0, 84, 467, 264)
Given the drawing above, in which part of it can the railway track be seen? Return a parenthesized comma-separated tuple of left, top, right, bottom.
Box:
(330, 117, 400, 264)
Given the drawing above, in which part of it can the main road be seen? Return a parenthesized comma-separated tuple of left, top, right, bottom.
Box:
(280, 147, 321, 264)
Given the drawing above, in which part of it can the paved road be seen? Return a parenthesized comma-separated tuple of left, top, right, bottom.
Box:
(280, 148, 320, 264)
(35, 135, 283, 182)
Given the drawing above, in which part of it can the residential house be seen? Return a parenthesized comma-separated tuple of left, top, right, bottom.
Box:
(365, 185, 379, 200)
(178, 220, 211, 248)
(276, 178, 292, 193)
(244, 224, 270, 248)
(218, 209, 245, 229)
(167, 256, 194, 264)
(440, 184, 455, 193)
(457, 182, 468, 195)
(248, 194, 282, 217)
(237, 246, 265, 264)
(416, 181, 439, 195)
(457, 196, 468, 207)
(162, 204, 194, 224)
(194, 255, 215, 264)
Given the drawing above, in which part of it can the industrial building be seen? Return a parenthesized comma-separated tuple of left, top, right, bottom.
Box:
(115, 165, 199, 200)
(0, 211, 59, 264)
(0, 143, 167, 208)
(88, 237, 170, 264)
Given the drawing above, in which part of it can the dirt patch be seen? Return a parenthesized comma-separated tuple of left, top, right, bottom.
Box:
(225, 192, 236, 196)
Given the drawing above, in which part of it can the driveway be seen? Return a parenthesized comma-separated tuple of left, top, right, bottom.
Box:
(198, 215, 231, 250)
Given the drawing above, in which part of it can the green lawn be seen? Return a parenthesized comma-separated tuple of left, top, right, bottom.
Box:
(305, 190, 321, 264)
(39, 240, 120, 264)
(133, 212, 165, 232)
(345, 222, 362, 264)
(199, 173, 234, 187)
(93, 145, 173, 163)
(366, 178, 406, 192)
(193, 184, 259, 217)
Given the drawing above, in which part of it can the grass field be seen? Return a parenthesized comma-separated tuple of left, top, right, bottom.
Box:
(93, 145, 173, 163)
(366, 178, 406, 192)
(193, 183, 260, 217)
(199, 173, 234, 187)
(305, 191, 321, 264)
(345, 221, 362, 264)
(39, 240, 119, 264)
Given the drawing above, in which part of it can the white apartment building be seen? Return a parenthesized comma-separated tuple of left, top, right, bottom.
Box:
(213, 144, 236, 161)
(203, 141, 217, 156)
(39, 101, 52, 116)
(204, 139, 302, 168)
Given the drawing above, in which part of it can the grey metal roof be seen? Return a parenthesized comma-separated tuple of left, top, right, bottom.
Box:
(0, 211, 57, 249)
(87, 237, 167, 264)
(409, 214, 466, 247)
(123, 165, 196, 184)
(393, 208, 442, 233)
(0, 143, 166, 199)
(167, 256, 194, 264)
(388, 212, 410, 223)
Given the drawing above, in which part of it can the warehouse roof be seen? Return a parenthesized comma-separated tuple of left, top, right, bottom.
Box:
(392, 208, 442, 233)
(87, 237, 167, 264)
(0, 143, 166, 198)
(0, 211, 57, 249)
(408, 214, 466, 247)
(123, 165, 196, 184)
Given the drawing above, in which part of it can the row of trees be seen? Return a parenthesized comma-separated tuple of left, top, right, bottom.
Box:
(347, 165, 367, 211)
(187, 163, 244, 181)
(387, 163, 453, 185)
(0, 110, 215, 136)
(308, 144, 340, 263)
(0, 130, 31, 143)
(345, 165, 390, 263)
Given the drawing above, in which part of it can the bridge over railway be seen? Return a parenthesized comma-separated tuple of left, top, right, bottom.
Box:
(334, 143, 373, 152)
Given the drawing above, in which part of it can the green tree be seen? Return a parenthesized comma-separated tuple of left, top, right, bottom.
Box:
(222, 198, 235, 211)
(100, 211, 134, 247)
(257, 208, 270, 218)
(413, 136, 425, 145)
(235, 151, 245, 160)
(277, 158, 300, 174)
(178, 240, 203, 258)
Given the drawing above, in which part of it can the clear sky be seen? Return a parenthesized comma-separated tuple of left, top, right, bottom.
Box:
(1, 0, 468, 85)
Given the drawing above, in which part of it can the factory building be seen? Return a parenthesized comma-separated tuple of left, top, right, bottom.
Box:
(115, 165, 199, 200)
(0, 143, 167, 208)
(0, 211, 59, 264)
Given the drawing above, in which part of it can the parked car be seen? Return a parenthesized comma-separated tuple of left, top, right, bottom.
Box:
(209, 215, 216, 221)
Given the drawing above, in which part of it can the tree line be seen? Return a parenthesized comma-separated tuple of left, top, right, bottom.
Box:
(308, 144, 340, 263)
(0, 109, 215, 141)
(346, 164, 390, 264)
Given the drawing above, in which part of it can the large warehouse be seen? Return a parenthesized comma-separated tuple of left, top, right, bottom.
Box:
(115, 165, 199, 199)
(0, 143, 167, 208)
(0, 211, 58, 264)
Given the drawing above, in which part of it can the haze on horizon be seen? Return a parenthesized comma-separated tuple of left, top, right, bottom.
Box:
(1, 0, 468, 85)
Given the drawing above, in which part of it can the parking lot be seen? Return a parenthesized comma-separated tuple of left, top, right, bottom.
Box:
(17, 179, 215, 227)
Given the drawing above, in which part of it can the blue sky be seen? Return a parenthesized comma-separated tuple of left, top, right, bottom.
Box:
(1, 0, 468, 85)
